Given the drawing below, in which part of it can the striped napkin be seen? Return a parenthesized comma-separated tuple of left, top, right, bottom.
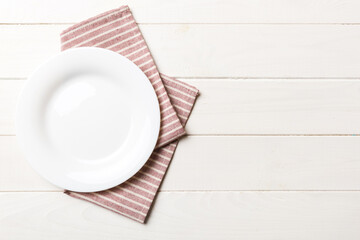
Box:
(60, 6, 199, 223)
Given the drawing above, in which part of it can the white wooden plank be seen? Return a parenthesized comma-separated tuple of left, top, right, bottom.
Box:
(2, 0, 360, 23)
(2, 136, 360, 191)
(0, 136, 57, 191)
(1, 192, 360, 239)
(184, 79, 360, 134)
(3, 79, 360, 135)
(2, 25, 360, 78)
(0, 80, 21, 134)
(164, 136, 360, 190)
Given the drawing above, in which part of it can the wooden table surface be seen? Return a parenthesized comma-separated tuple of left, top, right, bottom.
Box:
(2, 1, 360, 239)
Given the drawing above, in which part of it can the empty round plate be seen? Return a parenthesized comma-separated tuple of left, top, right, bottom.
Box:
(16, 47, 160, 192)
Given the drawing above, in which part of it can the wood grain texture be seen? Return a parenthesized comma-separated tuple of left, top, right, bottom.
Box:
(3, 79, 360, 135)
(2, 0, 360, 23)
(0, 80, 21, 134)
(1, 1, 360, 238)
(185, 79, 360, 134)
(2, 25, 360, 78)
(2, 135, 360, 191)
(1, 192, 360, 240)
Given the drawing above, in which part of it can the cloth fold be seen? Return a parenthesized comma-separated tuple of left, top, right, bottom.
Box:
(61, 6, 199, 223)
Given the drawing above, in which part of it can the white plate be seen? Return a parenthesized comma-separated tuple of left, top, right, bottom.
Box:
(16, 47, 160, 192)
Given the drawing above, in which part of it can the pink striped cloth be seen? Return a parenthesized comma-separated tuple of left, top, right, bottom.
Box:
(61, 6, 199, 223)
(61, 5, 186, 148)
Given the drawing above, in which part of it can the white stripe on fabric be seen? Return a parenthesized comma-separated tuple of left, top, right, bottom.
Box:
(159, 98, 170, 106)
(165, 85, 196, 99)
(138, 170, 162, 181)
(107, 32, 142, 50)
(150, 77, 161, 85)
(115, 186, 153, 202)
(91, 25, 138, 47)
(154, 85, 165, 92)
(138, 59, 153, 68)
(178, 114, 187, 120)
(62, 13, 132, 45)
(152, 152, 171, 161)
(157, 91, 167, 99)
(148, 158, 168, 168)
(70, 192, 141, 222)
(173, 104, 191, 113)
(106, 190, 150, 209)
(126, 181, 156, 195)
(160, 105, 172, 114)
(158, 125, 183, 139)
(160, 119, 181, 130)
(161, 74, 198, 92)
(124, 45, 148, 58)
(143, 65, 156, 74)
(132, 52, 151, 63)
(117, 39, 145, 54)
(168, 93, 193, 107)
(92, 192, 146, 216)
(161, 111, 176, 122)
(61, 7, 130, 38)
(132, 176, 159, 189)
(144, 164, 165, 174)
(161, 148, 175, 154)
(66, 20, 136, 48)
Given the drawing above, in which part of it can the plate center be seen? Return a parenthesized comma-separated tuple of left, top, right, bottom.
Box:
(44, 73, 132, 161)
